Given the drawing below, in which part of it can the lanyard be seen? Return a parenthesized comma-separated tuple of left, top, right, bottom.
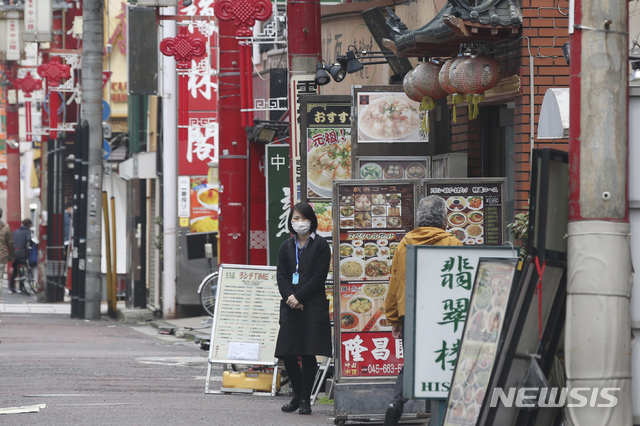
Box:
(295, 239, 306, 273)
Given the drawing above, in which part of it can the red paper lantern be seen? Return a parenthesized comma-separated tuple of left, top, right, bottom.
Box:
(403, 69, 425, 102)
(439, 57, 462, 95)
(456, 55, 501, 94)
(447, 57, 469, 93)
(412, 61, 447, 100)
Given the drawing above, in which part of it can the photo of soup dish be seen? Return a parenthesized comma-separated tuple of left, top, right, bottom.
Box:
(349, 296, 373, 314)
(387, 217, 401, 228)
(372, 205, 386, 216)
(364, 243, 378, 257)
(389, 242, 399, 258)
(341, 313, 359, 329)
(448, 212, 467, 227)
(339, 244, 354, 257)
(307, 137, 351, 197)
(359, 95, 421, 140)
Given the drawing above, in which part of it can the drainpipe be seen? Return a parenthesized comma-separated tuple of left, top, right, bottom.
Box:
(565, 0, 633, 424)
(161, 6, 177, 319)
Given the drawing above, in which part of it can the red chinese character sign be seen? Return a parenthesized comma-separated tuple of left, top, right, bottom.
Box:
(160, 26, 207, 174)
(13, 72, 42, 142)
(37, 57, 71, 139)
(214, 0, 272, 126)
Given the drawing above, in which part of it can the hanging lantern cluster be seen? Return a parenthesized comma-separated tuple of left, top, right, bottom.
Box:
(403, 51, 502, 126)
(403, 60, 447, 135)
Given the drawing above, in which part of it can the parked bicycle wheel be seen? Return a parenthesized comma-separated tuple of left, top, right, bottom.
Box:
(198, 272, 218, 317)
(16, 264, 33, 295)
(24, 264, 37, 295)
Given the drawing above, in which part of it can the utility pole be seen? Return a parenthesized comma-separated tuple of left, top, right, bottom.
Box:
(81, 0, 104, 319)
(287, 0, 321, 204)
(565, 1, 633, 425)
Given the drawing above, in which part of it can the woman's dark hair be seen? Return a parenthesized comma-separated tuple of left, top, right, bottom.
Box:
(287, 202, 318, 235)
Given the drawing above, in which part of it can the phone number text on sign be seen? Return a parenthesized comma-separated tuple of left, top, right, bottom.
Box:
(341, 331, 404, 377)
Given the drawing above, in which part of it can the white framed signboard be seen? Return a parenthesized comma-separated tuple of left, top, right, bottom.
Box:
(206, 264, 280, 365)
(403, 246, 517, 399)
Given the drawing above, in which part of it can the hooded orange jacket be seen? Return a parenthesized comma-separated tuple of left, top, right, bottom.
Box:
(384, 227, 463, 326)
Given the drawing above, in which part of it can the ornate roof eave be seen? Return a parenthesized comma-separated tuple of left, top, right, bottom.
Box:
(385, 0, 523, 59)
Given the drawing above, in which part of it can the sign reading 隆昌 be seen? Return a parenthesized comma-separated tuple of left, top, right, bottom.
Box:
(266, 144, 291, 266)
(403, 246, 517, 399)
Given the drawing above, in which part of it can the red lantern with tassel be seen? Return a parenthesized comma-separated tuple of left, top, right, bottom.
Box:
(403, 69, 425, 102)
(456, 55, 501, 119)
(410, 61, 447, 136)
(442, 56, 467, 123)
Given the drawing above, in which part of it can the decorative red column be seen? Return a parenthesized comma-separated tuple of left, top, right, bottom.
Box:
(13, 72, 43, 143)
(160, 26, 206, 149)
(37, 57, 70, 140)
(214, 0, 272, 265)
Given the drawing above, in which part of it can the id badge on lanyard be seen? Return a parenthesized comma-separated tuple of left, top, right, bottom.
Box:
(293, 241, 304, 285)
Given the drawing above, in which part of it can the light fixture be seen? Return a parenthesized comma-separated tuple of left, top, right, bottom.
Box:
(632, 61, 640, 82)
(245, 119, 290, 143)
(182, 0, 193, 6)
(328, 59, 347, 82)
(346, 50, 364, 74)
(314, 61, 331, 86)
(562, 42, 570, 65)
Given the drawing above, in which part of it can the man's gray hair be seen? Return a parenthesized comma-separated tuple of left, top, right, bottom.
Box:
(416, 195, 447, 228)
(0, 207, 3, 218)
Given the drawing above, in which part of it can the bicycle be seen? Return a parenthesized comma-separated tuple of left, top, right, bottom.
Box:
(197, 271, 218, 316)
(15, 262, 37, 295)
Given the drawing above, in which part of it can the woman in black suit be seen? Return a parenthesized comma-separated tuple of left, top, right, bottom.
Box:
(275, 202, 332, 415)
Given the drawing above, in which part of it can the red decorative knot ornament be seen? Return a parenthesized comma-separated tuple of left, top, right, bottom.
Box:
(37, 56, 71, 87)
(159, 26, 206, 69)
(13, 72, 43, 97)
(213, 0, 273, 34)
(214, 0, 272, 126)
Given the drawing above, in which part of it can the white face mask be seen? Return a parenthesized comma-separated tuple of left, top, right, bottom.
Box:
(292, 221, 311, 235)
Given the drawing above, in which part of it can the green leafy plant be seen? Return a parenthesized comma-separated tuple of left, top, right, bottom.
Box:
(507, 209, 529, 258)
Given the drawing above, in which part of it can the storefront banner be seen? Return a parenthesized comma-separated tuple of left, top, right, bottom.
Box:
(265, 144, 291, 266)
(403, 246, 516, 399)
(289, 76, 317, 203)
(189, 176, 219, 233)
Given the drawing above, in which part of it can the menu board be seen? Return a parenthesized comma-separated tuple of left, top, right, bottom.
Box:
(300, 96, 352, 200)
(424, 179, 506, 246)
(208, 264, 281, 365)
(443, 258, 519, 426)
(355, 92, 427, 143)
(334, 181, 416, 378)
(358, 157, 430, 180)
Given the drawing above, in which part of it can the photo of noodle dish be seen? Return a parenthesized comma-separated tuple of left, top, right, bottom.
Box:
(340, 257, 364, 279)
(358, 95, 421, 140)
(307, 136, 351, 198)
(467, 224, 484, 238)
(348, 296, 374, 314)
(362, 283, 387, 299)
(340, 312, 359, 329)
(365, 257, 390, 278)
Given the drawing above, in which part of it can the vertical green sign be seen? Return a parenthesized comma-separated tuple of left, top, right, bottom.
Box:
(266, 144, 291, 266)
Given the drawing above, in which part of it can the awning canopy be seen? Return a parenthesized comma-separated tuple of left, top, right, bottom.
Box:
(538, 88, 570, 140)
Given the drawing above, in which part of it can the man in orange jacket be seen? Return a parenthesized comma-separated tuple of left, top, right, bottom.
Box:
(383, 195, 462, 426)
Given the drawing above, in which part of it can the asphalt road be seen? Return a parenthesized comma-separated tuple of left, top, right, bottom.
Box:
(0, 312, 336, 426)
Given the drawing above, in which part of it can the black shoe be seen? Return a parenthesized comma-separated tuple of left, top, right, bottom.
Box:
(383, 401, 402, 426)
(8, 289, 16, 294)
(298, 400, 311, 415)
(281, 396, 300, 413)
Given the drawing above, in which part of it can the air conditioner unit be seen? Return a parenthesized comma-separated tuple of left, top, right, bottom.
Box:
(134, 0, 178, 6)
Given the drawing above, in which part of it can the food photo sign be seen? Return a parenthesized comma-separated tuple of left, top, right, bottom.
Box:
(402, 247, 517, 400)
(333, 180, 417, 378)
(424, 178, 507, 246)
(442, 258, 519, 426)
(358, 157, 430, 181)
(299, 95, 352, 200)
(356, 92, 427, 143)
